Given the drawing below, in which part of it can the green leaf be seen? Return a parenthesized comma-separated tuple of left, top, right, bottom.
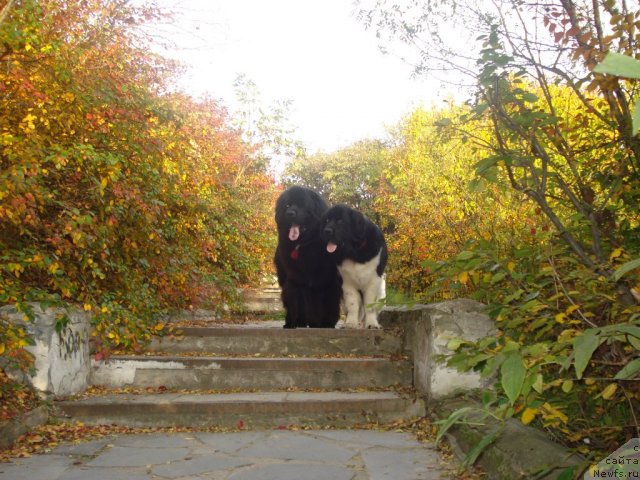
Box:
(503, 289, 523, 304)
(481, 390, 495, 406)
(614, 358, 640, 380)
(532, 373, 544, 394)
(633, 101, 640, 136)
(521, 299, 547, 313)
(467, 353, 492, 367)
(456, 250, 476, 261)
(464, 429, 501, 466)
(54, 314, 70, 334)
(472, 103, 489, 116)
(491, 271, 507, 284)
(434, 407, 476, 444)
(501, 351, 526, 404)
(611, 325, 640, 339)
(527, 343, 549, 357)
(593, 52, 640, 79)
(612, 258, 640, 282)
(448, 352, 474, 371)
(503, 340, 521, 352)
(473, 156, 500, 176)
(434, 118, 452, 127)
(468, 177, 486, 193)
(573, 329, 602, 379)
(521, 371, 539, 398)
(556, 466, 577, 480)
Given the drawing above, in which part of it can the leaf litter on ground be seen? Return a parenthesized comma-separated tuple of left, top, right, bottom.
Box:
(0, 415, 485, 478)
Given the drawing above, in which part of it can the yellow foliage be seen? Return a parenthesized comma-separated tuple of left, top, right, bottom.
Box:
(565, 305, 580, 314)
(600, 383, 618, 400)
(521, 407, 537, 425)
(609, 248, 623, 261)
(541, 402, 569, 425)
(555, 313, 567, 324)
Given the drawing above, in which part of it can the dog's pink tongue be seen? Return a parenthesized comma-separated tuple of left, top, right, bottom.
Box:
(327, 242, 338, 253)
(289, 225, 300, 241)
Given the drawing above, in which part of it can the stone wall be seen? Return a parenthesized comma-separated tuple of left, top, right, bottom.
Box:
(379, 299, 495, 400)
(381, 301, 586, 479)
(0, 303, 90, 396)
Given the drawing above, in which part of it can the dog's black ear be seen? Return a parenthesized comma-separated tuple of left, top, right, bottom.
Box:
(351, 209, 366, 241)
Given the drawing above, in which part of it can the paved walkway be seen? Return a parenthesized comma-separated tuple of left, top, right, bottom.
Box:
(0, 429, 452, 479)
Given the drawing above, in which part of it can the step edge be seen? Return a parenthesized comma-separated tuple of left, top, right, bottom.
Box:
(97, 355, 407, 364)
(164, 327, 400, 338)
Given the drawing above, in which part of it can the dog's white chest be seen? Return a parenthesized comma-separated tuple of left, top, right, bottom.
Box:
(338, 250, 382, 289)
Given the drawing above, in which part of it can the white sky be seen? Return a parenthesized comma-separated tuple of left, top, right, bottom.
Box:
(155, 0, 445, 154)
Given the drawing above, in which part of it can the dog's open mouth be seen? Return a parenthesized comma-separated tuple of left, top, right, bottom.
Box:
(289, 225, 300, 241)
(326, 242, 338, 253)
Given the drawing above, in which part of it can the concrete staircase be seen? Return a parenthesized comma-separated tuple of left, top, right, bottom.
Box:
(55, 322, 425, 429)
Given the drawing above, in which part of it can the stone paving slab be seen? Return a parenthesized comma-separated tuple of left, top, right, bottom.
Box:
(0, 430, 451, 480)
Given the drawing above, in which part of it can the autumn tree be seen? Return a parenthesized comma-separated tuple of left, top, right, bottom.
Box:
(374, 106, 538, 294)
(232, 73, 304, 179)
(0, 0, 277, 361)
(359, 0, 639, 275)
(283, 139, 387, 221)
(358, 0, 640, 461)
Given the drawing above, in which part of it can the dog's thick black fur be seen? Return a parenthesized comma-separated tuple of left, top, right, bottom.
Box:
(321, 204, 388, 329)
(274, 186, 341, 328)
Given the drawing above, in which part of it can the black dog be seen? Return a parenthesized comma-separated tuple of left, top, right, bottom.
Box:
(321, 204, 387, 329)
(274, 186, 341, 328)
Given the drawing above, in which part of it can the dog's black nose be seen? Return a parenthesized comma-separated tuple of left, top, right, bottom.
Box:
(286, 209, 296, 220)
(323, 226, 333, 236)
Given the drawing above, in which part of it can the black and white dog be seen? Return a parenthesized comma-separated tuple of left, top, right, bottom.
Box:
(321, 204, 387, 329)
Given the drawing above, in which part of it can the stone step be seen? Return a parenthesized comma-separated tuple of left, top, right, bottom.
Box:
(240, 288, 283, 313)
(150, 327, 403, 357)
(55, 391, 425, 429)
(91, 355, 412, 390)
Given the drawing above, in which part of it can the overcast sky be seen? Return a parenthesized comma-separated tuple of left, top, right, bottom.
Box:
(154, 0, 445, 153)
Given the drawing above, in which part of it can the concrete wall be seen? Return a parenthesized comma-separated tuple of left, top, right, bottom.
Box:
(380, 301, 586, 478)
(379, 299, 495, 400)
(0, 303, 90, 396)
